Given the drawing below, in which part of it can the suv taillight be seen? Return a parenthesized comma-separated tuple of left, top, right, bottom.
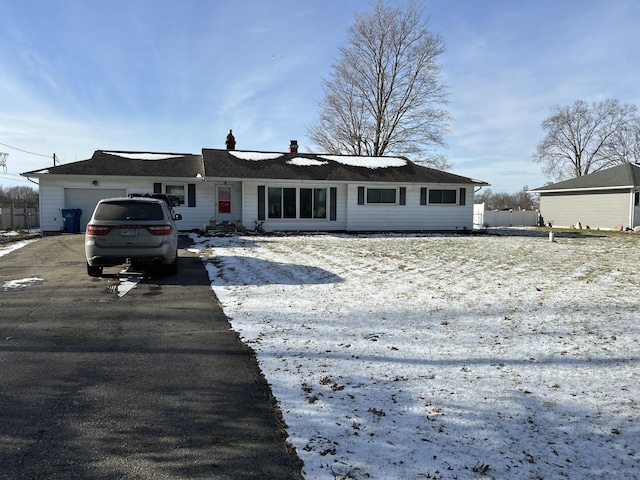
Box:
(148, 225, 173, 235)
(86, 224, 111, 236)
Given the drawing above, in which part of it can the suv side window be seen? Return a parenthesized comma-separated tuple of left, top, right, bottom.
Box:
(94, 201, 164, 221)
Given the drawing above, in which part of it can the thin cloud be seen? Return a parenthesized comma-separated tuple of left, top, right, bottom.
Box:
(1, 0, 639, 192)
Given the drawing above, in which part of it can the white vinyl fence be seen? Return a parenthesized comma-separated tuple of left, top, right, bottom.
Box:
(474, 203, 539, 229)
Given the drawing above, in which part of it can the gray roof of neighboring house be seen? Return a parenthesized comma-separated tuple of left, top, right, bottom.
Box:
(22, 148, 488, 186)
(22, 150, 205, 178)
(531, 163, 640, 193)
(201, 149, 487, 185)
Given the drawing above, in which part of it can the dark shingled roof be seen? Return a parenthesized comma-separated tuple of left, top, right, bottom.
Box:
(531, 163, 640, 192)
(22, 148, 488, 186)
(202, 149, 487, 185)
(22, 150, 205, 178)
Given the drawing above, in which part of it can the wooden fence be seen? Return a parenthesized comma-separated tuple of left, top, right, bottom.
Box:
(0, 203, 40, 231)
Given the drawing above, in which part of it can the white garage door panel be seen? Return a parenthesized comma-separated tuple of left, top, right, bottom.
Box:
(64, 188, 126, 230)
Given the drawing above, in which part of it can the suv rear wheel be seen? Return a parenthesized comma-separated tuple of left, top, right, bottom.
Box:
(166, 250, 178, 275)
(87, 263, 103, 277)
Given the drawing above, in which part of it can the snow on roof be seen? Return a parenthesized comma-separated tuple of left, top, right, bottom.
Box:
(229, 150, 407, 169)
(287, 157, 329, 167)
(103, 152, 183, 160)
(320, 155, 407, 169)
(230, 151, 283, 161)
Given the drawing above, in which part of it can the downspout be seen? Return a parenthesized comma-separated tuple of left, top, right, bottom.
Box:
(630, 189, 637, 228)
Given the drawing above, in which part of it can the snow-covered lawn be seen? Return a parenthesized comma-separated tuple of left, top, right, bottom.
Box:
(189, 230, 640, 480)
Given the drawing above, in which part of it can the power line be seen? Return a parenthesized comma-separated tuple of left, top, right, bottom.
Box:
(0, 141, 51, 158)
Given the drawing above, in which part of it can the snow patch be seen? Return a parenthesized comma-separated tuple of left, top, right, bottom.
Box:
(229, 151, 283, 161)
(103, 152, 183, 160)
(287, 157, 329, 167)
(319, 155, 407, 168)
(2, 277, 44, 291)
(0, 239, 38, 258)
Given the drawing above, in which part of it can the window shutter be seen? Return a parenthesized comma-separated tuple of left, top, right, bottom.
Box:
(420, 188, 427, 206)
(154, 183, 162, 194)
(258, 186, 266, 221)
(330, 187, 337, 221)
(399, 187, 406, 205)
(357, 186, 365, 205)
(188, 184, 196, 207)
(459, 188, 466, 206)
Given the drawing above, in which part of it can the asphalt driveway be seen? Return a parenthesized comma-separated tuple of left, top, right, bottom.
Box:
(0, 234, 302, 479)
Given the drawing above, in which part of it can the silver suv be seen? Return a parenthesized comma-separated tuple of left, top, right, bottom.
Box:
(85, 197, 182, 277)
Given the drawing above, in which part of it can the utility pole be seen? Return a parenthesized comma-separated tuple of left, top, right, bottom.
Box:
(0, 152, 7, 173)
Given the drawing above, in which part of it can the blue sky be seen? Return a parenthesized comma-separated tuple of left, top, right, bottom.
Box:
(1, 0, 639, 193)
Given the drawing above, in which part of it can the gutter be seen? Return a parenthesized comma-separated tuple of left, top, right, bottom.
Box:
(528, 185, 635, 194)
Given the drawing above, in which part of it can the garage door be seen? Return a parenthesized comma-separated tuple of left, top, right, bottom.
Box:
(64, 188, 126, 231)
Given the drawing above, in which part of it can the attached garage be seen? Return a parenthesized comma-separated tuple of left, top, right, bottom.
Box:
(64, 188, 126, 231)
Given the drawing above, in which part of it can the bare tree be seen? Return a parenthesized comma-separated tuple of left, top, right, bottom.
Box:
(308, 0, 451, 169)
(475, 186, 536, 211)
(533, 99, 639, 181)
(604, 116, 640, 165)
(0, 186, 38, 203)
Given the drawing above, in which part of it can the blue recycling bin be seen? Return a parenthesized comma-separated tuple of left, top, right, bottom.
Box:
(61, 208, 82, 233)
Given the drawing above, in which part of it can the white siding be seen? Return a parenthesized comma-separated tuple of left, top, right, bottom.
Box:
(37, 177, 212, 233)
(242, 181, 261, 230)
(540, 190, 632, 229)
(346, 184, 473, 231)
(37, 175, 477, 234)
(173, 182, 214, 230)
(242, 181, 348, 232)
(243, 182, 473, 232)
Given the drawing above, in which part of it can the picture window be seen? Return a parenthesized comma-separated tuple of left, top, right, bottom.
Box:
(428, 189, 457, 204)
(366, 188, 397, 204)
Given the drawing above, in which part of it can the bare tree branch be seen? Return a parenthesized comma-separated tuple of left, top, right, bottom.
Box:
(308, 0, 451, 169)
(534, 99, 639, 181)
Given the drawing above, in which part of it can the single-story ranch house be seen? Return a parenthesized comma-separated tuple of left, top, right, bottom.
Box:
(21, 141, 488, 235)
(529, 162, 640, 230)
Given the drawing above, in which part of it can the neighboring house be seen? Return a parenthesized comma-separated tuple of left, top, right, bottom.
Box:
(529, 162, 640, 229)
(22, 143, 488, 234)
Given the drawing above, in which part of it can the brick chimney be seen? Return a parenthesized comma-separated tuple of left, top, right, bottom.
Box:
(289, 140, 298, 153)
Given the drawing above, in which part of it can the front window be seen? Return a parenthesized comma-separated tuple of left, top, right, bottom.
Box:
(268, 187, 296, 219)
(429, 189, 457, 204)
(165, 185, 185, 205)
(268, 187, 328, 219)
(300, 188, 327, 218)
(367, 188, 397, 204)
